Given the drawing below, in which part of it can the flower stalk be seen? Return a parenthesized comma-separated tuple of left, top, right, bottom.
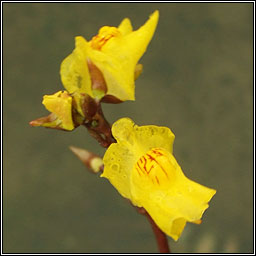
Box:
(83, 102, 115, 148)
(137, 207, 170, 253)
(147, 213, 171, 253)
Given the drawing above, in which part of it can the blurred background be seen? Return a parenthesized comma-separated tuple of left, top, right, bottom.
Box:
(3, 2, 253, 253)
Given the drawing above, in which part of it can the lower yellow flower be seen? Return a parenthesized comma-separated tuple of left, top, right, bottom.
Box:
(102, 118, 216, 241)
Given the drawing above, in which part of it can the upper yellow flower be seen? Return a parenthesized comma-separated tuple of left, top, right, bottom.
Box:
(60, 10, 159, 101)
(102, 118, 216, 241)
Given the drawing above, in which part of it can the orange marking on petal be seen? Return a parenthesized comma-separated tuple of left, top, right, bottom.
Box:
(143, 156, 149, 173)
(158, 164, 169, 179)
(135, 149, 171, 183)
(148, 165, 154, 173)
(136, 167, 142, 176)
(146, 151, 169, 179)
(137, 162, 147, 175)
(90, 27, 120, 50)
(146, 153, 155, 162)
(152, 149, 162, 155)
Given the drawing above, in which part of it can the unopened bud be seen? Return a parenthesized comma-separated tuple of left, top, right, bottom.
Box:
(69, 146, 103, 173)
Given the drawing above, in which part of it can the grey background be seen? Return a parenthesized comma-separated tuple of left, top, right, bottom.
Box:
(3, 2, 253, 253)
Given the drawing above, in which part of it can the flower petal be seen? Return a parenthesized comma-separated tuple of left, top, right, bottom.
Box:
(130, 148, 216, 241)
(143, 176, 216, 241)
(42, 91, 74, 130)
(103, 10, 159, 65)
(111, 117, 175, 156)
(60, 36, 92, 96)
(101, 142, 136, 200)
(118, 18, 133, 35)
(87, 49, 135, 101)
(121, 10, 159, 64)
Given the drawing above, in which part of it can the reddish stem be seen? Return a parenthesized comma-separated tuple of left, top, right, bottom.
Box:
(147, 215, 170, 253)
(138, 208, 170, 253)
(84, 102, 115, 148)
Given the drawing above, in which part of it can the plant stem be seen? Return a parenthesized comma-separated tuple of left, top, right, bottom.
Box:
(83, 102, 115, 148)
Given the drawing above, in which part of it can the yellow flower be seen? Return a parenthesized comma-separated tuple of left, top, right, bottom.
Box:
(60, 10, 159, 102)
(30, 91, 75, 131)
(102, 118, 216, 241)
